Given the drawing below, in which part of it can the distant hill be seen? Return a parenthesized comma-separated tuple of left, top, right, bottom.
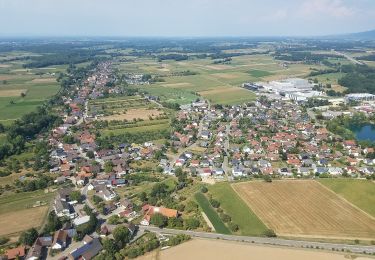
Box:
(340, 29, 375, 40)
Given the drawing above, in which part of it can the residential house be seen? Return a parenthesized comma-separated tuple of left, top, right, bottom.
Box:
(52, 230, 69, 250)
(140, 205, 178, 226)
(68, 236, 102, 260)
(5, 246, 25, 260)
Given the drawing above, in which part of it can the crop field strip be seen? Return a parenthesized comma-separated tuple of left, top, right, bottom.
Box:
(319, 179, 375, 217)
(209, 183, 268, 236)
(232, 180, 375, 240)
(194, 192, 231, 234)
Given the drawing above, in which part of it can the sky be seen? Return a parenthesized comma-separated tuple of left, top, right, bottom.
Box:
(0, 0, 374, 37)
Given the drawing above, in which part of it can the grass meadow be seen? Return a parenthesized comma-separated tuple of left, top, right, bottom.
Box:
(194, 192, 231, 234)
(209, 182, 268, 236)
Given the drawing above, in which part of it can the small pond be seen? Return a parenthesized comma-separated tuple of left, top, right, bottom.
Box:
(350, 124, 375, 142)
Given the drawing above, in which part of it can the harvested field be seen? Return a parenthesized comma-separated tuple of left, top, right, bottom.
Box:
(0, 206, 48, 236)
(204, 64, 233, 70)
(139, 239, 371, 260)
(211, 73, 239, 79)
(162, 82, 192, 88)
(0, 75, 11, 80)
(31, 78, 56, 83)
(199, 87, 237, 95)
(232, 180, 375, 240)
(99, 108, 162, 121)
(0, 89, 27, 97)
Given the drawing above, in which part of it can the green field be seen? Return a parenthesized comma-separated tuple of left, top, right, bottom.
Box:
(131, 85, 198, 105)
(310, 72, 346, 85)
(0, 190, 55, 214)
(194, 192, 231, 234)
(115, 53, 326, 105)
(101, 120, 170, 137)
(248, 69, 274, 78)
(319, 179, 375, 217)
(209, 182, 268, 236)
(0, 59, 60, 123)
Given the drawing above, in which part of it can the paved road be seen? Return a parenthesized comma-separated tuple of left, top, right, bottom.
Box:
(138, 226, 375, 254)
(332, 50, 364, 65)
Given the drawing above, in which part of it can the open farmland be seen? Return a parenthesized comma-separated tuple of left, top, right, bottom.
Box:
(0, 190, 55, 237)
(99, 108, 163, 121)
(0, 207, 48, 237)
(209, 182, 267, 236)
(0, 57, 60, 123)
(319, 179, 375, 217)
(115, 53, 326, 105)
(232, 180, 375, 240)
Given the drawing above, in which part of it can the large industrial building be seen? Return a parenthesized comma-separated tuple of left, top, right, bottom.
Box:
(244, 78, 323, 101)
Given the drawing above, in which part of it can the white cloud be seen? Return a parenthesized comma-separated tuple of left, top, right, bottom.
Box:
(299, 0, 354, 18)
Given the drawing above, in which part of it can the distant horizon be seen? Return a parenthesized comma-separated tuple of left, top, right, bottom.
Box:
(0, 28, 373, 39)
(1, 0, 374, 37)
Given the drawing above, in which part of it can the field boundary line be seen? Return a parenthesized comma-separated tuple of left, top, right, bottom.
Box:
(315, 180, 375, 221)
(231, 181, 271, 230)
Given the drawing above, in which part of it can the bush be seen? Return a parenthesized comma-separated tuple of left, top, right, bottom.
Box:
(184, 218, 200, 230)
(220, 213, 231, 223)
(209, 199, 220, 208)
(201, 186, 208, 193)
(0, 237, 9, 245)
(228, 222, 239, 232)
(92, 195, 103, 205)
(150, 213, 168, 228)
(263, 229, 277, 237)
(185, 201, 198, 213)
(107, 215, 120, 225)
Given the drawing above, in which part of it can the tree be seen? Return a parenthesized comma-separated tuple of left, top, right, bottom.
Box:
(209, 199, 220, 208)
(150, 213, 167, 228)
(102, 239, 118, 257)
(150, 183, 169, 199)
(185, 201, 198, 213)
(263, 229, 277, 237)
(113, 226, 131, 248)
(184, 218, 200, 230)
(138, 192, 147, 202)
(107, 215, 120, 225)
(44, 211, 62, 234)
(263, 175, 272, 183)
(63, 135, 75, 144)
(92, 195, 103, 205)
(228, 222, 239, 232)
(70, 190, 82, 203)
(167, 217, 183, 228)
(200, 186, 208, 193)
(0, 237, 9, 245)
(104, 161, 114, 173)
(19, 228, 38, 246)
(86, 150, 95, 159)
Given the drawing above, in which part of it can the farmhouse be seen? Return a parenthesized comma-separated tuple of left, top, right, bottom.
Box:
(141, 204, 178, 226)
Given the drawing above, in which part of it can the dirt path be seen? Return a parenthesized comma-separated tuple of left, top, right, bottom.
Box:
(201, 212, 215, 231)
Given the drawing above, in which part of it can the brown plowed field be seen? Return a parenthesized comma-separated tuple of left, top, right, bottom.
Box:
(232, 180, 375, 239)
